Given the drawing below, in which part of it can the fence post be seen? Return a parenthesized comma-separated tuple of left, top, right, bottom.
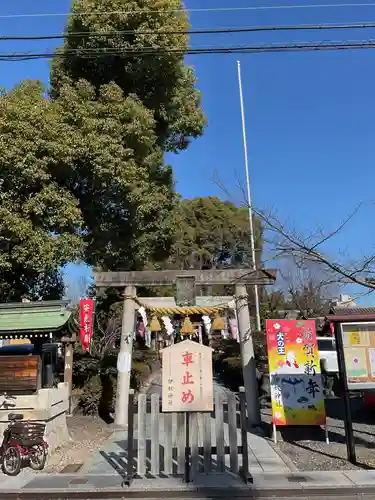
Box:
(177, 413, 185, 474)
(190, 412, 199, 479)
(123, 389, 135, 487)
(184, 412, 190, 483)
(215, 393, 225, 472)
(151, 394, 160, 476)
(228, 392, 238, 474)
(202, 412, 212, 473)
(137, 394, 146, 476)
(164, 413, 173, 475)
(239, 386, 253, 483)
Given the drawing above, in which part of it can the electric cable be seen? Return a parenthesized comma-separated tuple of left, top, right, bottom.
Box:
(0, 39, 375, 61)
(3, 22, 375, 41)
(0, 3, 375, 20)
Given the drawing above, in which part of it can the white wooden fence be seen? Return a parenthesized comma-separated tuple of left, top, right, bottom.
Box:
(124, 387, 251, 484)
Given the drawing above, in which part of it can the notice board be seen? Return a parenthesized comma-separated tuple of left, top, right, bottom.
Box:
(340, 322, 375, 389)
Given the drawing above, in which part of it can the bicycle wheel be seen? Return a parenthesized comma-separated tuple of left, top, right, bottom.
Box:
(1, 445, 21, 476)
(29, 443, 47, 471)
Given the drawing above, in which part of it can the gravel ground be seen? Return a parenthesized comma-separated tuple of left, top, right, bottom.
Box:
(43, 416, 113, 473)
(261, 396, 375, 471)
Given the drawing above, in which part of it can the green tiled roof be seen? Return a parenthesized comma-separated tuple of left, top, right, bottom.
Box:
(0, 301, 73, 333)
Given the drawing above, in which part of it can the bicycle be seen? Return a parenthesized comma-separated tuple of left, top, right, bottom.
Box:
(0, 393, 48, 476)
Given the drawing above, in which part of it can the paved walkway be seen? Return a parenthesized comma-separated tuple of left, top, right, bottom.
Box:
(83, 377, 290, 475)
(4, 379, 375, 496)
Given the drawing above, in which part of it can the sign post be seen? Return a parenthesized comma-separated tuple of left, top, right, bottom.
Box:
(161, 339, 213, 482)
(265, 320, 327, 443)
(334, 322, 356, 464)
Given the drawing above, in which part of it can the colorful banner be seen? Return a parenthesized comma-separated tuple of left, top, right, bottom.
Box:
(79, 299, 95, 353)
(266, 319, 326, 426)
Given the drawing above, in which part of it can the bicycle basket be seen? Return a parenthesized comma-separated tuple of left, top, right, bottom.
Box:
(10, 422, 45, 443)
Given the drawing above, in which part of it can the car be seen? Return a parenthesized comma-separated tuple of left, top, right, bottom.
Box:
(317, 336, 338, 374)
(317, 336, 340, 396)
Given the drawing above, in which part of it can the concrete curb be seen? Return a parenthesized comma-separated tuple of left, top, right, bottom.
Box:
(2, 484, 375, 499)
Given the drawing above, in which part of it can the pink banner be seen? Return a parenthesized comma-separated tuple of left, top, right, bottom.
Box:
(79, 299, 95, 352)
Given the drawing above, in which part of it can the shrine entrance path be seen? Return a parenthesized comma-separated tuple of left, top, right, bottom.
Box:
(83, 378, 290, 476)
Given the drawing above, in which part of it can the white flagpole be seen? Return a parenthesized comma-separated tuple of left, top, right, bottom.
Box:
(237, 60, 261, 331)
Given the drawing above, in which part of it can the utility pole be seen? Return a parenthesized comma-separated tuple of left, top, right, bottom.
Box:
(115, 285, 136, 428)
(237, 60, 261, 332)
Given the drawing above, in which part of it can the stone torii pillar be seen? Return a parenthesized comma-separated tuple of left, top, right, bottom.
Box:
(235, 284, 260, 425)
(114, 285, 136, 428)
(94, 268, 276, 429)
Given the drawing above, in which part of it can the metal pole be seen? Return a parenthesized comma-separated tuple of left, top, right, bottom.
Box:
(237, 60, 261, 332)
(184, 412, 190, 483)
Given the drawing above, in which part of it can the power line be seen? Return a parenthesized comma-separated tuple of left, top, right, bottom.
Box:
(3, 22, 375, 41)
(1, 3, 375, 20)
(1, 39, 375, 61)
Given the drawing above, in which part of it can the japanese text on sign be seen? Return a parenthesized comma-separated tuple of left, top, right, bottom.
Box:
(277, 332, 285, 355)
(161, 339, 213, 413)
(181, 351, 195, 403)
(79, 299, 95, 353)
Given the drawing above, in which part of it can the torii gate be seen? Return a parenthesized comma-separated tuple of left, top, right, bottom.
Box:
(94, 268, 276, 427)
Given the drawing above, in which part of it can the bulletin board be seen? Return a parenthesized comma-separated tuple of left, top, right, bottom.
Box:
(340, 322, 375, 389)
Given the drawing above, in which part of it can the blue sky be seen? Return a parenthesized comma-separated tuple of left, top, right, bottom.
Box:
(1, 0, 375, 303)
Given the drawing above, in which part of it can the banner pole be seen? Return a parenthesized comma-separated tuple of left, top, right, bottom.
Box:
(325, 423, 330, 444)
(89, 298, 96, 355)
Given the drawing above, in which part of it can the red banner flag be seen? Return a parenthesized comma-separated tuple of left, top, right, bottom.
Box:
(79, 299, 95, 353)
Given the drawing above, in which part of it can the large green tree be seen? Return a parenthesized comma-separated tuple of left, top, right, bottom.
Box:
(0, 0, 205, 301)
(51, 0, 204, 153)
(50, 0, 206, 271)
(0, 76, 191, 299)
(168, 197, 263, 271)
(54, 79, 178, 270)
(0, 81, 84, 301)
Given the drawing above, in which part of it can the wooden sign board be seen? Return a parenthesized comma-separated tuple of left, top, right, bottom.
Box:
(162, 340, 213, 412)
(0, 355, 40, 393)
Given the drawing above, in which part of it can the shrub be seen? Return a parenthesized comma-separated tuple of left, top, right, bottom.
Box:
(220, 356, 244, 390)
(76, 351, 153, 417)
(78, 374, 102, 415)
(252, 330, 269, 373)
(211, 337, 241, 364)
(211, 333, 268, 392)
(131, 362, 151, 391)
(72, 350, 101, 389)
